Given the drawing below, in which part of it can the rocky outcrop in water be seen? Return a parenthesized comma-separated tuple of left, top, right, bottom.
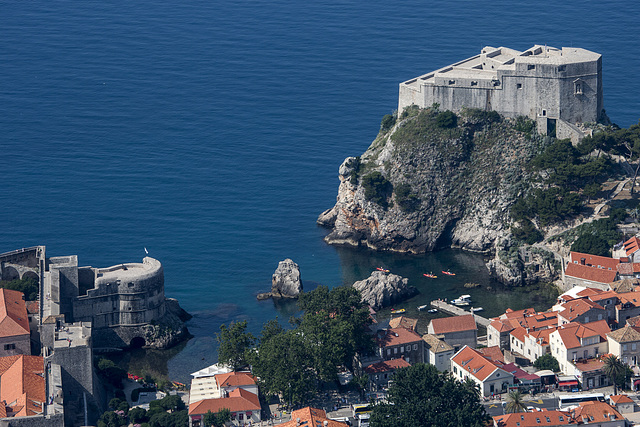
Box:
(352, 271, 417, 309)
(271, 258, 303, 298)
(142, 298, 192, 349)
(319, 109, 547, 255)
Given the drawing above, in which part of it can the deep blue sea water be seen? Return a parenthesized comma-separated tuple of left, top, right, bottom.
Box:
(2, 0, 639, 381)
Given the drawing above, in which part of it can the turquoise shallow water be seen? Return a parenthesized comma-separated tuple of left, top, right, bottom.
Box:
(1, 0, 639, 381)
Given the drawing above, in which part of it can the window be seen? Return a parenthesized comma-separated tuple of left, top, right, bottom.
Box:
(624, 344, 628, 351)
(559, 416, 564, 421)
(575, 83, 582, 94)
(517, 83, 522, 89)
(3, 344, 15, 350)
(400, 346, 404, 353)
(545, 417, 550, 423)
(387, 349, 391, 356)
(406, 345, 411, 352)
(536, 418, 540, 424)
(394, 347, 398, 354)
(528, 64, 535, 70)
(558, 65, 566, 72)
(542, 109, 547, 117)
(471, 81, 478, 86)
(633, 343, 637, 350)
(413, 344, 418, 350)
(238, 414, 244, 421)
(448, 80, 455, 85)
(598, 314, 602, 320)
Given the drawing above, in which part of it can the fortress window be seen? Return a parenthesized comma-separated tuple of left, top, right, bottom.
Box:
(448, 80, 455, 85)
(575, 83, 583, 94)
(4, 344, 15, 350)
(558, 65, 566, 72)
(517, 83, 523, 89)
(542, 109, 547, 117)
(528, 64, 535, 70)
(471, 81, 478, 86)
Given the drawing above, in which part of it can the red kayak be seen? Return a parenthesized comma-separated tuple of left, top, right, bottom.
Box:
(441, 270, 455, 276)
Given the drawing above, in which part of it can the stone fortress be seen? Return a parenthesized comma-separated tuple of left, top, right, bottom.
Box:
(0, 246, 189, 350)
(399, 45, 603, 141)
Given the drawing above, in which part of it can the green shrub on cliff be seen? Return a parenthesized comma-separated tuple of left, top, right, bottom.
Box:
(362, 171, 392, 208)
(435, 110, 458, 128)
(511, 219, 543, 244)
(380, 113, 396, 132)
(394, 183, 420, 212)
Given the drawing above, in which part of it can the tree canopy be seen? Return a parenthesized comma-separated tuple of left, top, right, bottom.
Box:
(216, 320, 255, 371)
(533, 354, 560, 372)
(370, 363, 488, 427)
(0, 277, 38, 301)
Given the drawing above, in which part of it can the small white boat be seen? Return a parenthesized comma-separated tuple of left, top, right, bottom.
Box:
(470, 307, 484, 313)
(417, 304, 429, 311)
(427, 309, 438, 314)
(452, 294, 471, 306)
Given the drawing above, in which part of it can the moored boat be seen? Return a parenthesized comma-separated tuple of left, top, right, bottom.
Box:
(417, 304, 429, 311)
(377, 267, 390, 273)
(452, 294, 471, 306)
(423, 273, 437, 279)
(427, 308, 438, 313)
(470, 307, 484, 312)
(441, 270, 456, 276)
(391, 308, 406, 314)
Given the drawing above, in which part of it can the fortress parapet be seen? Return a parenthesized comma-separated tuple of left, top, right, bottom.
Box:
(399, 45, 603, 141)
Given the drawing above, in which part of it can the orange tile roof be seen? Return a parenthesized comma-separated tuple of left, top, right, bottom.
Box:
(555, 321, 610, 349)
(527, 328, 556, 346)
(429, 314, 476, 335)
(489, 319, 515, 333)
(451, 346, 506, 381)
(573, 358, 605, 374)
(618, 291, 640, 307)
(493, 410, 573, 427)
(570, 252, 620, 270)
(585, 290, 618, 302)
(558, 298, 604, 321)
(189, 387, 260, 415)
(215, 371, 257, 388)
(0, 355, 45, 417)
(377, 327, 422, 347)
(389, 316, 418, 331)
(510, 326, 527, 342)
(476, 346, 505, 364)
(363, 358, 410, 374)
(624, 236, 640, 256)
(501, 308, 536, 319)
(573, 401, 624, 423)
(278, 407, 348, 427)
(610, 394, 633, 404)
(0, 289, 30, 338)
(564, 263, 618, 284)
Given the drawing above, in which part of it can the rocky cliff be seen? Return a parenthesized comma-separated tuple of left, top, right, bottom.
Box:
(352, 271, 417, 309)
(319, 108, 554, 284)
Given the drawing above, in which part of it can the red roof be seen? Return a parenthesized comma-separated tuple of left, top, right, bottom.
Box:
(574, 401, 624, 422)
(554, 321, 610, 349)
(493, 410, 573, 427)
(279, 407, 348, 427)
(564, 263, 618, 284)
(0, 289, 30, 338)
(429, 314, 477, 335)
(624, 237, 640, 256)
(570, 252, 620, 270)
(618, 291, 640, 307)
(527, 327, 556, 346)
(610, 394, 633, 404)
(189, 387, 260, 415)
(501, 308, 536, 319)
(476, 346, 505, 365)
(377, 327, 422, 347)
(451, 346, 506, 381)
(510, 327, 527, 343)
(501, 363, 540, 381)
(363, 358, 410, 374)
(215, 371, 256, 388)
(558, 298, 604, 322)
(0, 355, 45, 417)
(389, 316, 418, 331)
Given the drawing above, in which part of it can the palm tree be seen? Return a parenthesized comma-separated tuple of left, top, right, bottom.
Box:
(505, 390, 527, 414)
(603, 354, 625, 395)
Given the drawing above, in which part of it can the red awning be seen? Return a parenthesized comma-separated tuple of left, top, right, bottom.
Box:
(558, 380, 579, 386)
(634, 379, 640, 385)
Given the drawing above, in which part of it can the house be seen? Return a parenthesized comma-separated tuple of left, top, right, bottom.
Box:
(563, 263, 618, 290)
(477, 346, 506, 366)
(0, 355, 46, 420)
(450, 346, 514, 396)
(422, 334, 454, 371)
(549, 320, 610, 375)
(363, 358, 410, 391)
(0, 289, 31, 357)
(509, 327, 527, 356)
(376, 327, 425, 364)
(623, 236, 640, 263)
(609, 394, 635, 414)
(277, 407, 349, 427)
(428, 314, 477, 351)
(615, 291, 640, 324)
(572, 401, 625, 426)
(523, 328, 556, 363)
(188, 388, 261, 427)
(606, 324, 640, 366)
(214, 371, 258, 398)
(188, 363, 232, 404)
(488, 309, 557, 350)
(572, 357, 610, 390)
(557, 298, 607, 325)
(389, 316, 418, 332)
(493, 410, 574, 427)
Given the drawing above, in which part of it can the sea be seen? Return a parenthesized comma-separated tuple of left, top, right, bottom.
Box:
(1, 0, 639, 383)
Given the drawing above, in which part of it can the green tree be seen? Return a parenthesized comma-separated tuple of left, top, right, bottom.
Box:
(533, 354, 559, 372)
(203, 408, 231, 427)
(505, 390, 527, 414)
(571, 234, 611, 257)
(96, 358, 127, 389)
(350, 374, 370, 400)
(511, 219, 543, 245)
(435, 111, 457, 128)
(380, 114, 396, 133)
(394, 183, 420, 212)
(361, 171, 392, 208)
(128, 407, 148, 424)
(0, 277, 38, 301)
(603, 355, 625, 395)
(216, 320, 255, 371)
(370, 363, 488, 427)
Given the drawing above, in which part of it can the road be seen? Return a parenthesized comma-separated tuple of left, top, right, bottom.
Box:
(483, 397, 558, 417)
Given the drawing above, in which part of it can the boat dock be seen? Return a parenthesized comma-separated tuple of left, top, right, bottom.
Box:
(430, 300, 491, 327)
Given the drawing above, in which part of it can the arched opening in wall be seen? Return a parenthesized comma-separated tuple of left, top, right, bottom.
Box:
(21, 270, 39, 283)
(2, 266, 20, 281)
(129, 337, 146, 349)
